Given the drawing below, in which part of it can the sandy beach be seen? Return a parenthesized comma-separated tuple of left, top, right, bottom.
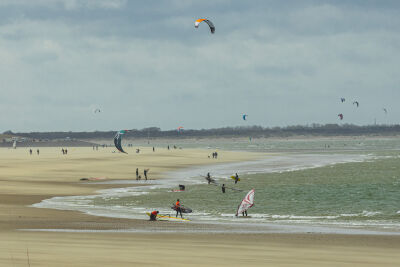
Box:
(1, 146, 400, 266)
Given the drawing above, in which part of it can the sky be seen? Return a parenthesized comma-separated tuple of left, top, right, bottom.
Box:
(0, 0, 399, 132)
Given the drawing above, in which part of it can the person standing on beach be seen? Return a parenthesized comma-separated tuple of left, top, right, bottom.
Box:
(175, 199, 183, 218)
(144, 169, 148, 180)
(222, 184, 226, 193)
(29, 149, 32, 155)
(36, 149, 39, 155)
(153, 147, 155, 152)
(136, 168, 139, 180)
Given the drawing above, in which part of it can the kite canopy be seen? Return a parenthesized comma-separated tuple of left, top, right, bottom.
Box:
(340, 98, 345, 103)
(353, 101, 359, 107)
(338, 113, 343, 120)
(383, 108, 388, 114)
(236, 189, 255, 216)
(242, 114, 248, 121)
(177, 126, 184, 132)
(114, 130, 128, 154)
(194, 18, 215, 34)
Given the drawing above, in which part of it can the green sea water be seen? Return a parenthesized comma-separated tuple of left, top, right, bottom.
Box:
(88, 150, 400, 230)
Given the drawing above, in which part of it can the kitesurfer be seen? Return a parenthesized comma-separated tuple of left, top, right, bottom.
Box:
(150, 210, 159, 221)
(179, 184, 185, 191)
(222, 184, 226, 193)
(206, 172, 211, 184)
(234, 173, 239, 184)
(242, 210, 248, 216)
(175, 199, 183, 218)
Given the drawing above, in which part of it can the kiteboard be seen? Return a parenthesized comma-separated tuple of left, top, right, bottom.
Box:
(146, 212, 190, 222)
(230, 176, 241, 181)
(171, 205, 192, 213)
(169, 189, 185, 192)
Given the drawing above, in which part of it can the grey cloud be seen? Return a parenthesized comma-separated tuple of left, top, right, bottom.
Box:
(0, 1, 399, 131)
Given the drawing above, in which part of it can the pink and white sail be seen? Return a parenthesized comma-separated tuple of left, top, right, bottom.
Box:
(235, 189, 255, 216)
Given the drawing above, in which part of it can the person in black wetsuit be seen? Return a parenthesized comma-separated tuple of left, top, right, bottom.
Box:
(234, 173, 239, 184)
(222, 184, 226, 193)
(206, 172, 211, 184)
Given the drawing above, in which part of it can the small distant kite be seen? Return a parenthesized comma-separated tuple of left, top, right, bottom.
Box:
(242, 114, 248, 121)
(177, 126, 184, 132)
(353, 101, 359, 107)
(114, 130, 128, 154)
(338, 113, 343, 120)
(94, 108, 101, 114)
(383, 108, 388, 114)
(340, 98, 345, 103)
(194, 18, 215, 34)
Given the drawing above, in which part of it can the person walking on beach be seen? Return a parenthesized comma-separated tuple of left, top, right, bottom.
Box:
(65, 149, 68, 155)
(29, 149, 32, 155)
(234, 173, 239, 184)
(136, 168, 139, 180)
(144, 169, 148, 180)
(36, 149, 39, 155)
(222, 184, 226, 193)
(149, 210, 159, 221)
(175, 199, 183, 218)
(153, 147, 155, 152)
(62, 148, 65, 155)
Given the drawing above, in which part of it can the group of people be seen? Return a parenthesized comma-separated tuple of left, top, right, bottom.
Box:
(136, 168, 149, 180)
(211, 152, 218, 159)
(150, 198, 183, 221)
(29, 149, 39, 155)
(61, 148, 68, 155)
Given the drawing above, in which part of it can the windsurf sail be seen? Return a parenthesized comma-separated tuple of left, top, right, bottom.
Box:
(114, 130, 128, 154)
(235, 189, 255, 216)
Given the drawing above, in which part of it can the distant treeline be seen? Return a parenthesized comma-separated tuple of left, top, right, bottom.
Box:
(4, 124, 400, 140)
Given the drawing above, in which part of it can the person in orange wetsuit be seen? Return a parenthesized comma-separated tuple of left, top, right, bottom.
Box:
(149, 210, 159, 221)
(175, 199, 183, 218)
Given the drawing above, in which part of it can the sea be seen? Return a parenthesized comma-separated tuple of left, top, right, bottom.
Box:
(33, 137, 400, 234)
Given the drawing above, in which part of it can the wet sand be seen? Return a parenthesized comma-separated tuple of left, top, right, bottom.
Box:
(0, 147, 399, 266)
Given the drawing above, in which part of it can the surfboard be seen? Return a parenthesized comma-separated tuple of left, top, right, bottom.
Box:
(169, 189, 185, 192)
(146, 212, 190, 222)
(230, 176, 241, 181)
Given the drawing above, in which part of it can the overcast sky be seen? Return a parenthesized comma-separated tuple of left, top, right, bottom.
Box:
(0, 0, 399, 132)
